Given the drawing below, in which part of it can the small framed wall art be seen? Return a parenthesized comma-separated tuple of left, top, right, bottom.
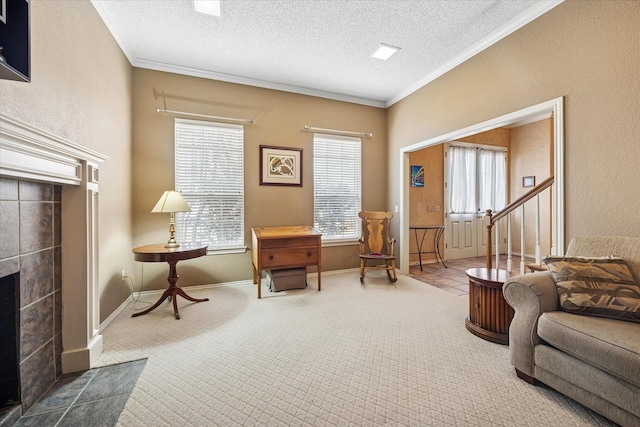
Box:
(260, 145, 303, 186)
(411, 165, 424, 187)
(522, 176, 535, 188)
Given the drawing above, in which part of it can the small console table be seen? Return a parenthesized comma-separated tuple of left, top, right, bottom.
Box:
(409, 225, 446, 270)
(132, 243, 208, 319)
(251, 226, 322, 299)
(465, 267, 513, 345)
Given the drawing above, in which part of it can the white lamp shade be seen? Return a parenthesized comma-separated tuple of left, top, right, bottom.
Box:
(151, 191, 191, 213)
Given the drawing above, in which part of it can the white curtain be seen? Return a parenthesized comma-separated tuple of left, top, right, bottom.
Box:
(478, 149, 507, 212)
(449, 146, 477, 214)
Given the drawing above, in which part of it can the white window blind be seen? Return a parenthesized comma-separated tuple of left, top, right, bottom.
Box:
(174, 119, 244, 250)
(313, 134, 362, 240)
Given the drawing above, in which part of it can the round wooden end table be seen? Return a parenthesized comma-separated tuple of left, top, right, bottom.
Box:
(132, 243, 208, 319)
(465, 267, 514, 345)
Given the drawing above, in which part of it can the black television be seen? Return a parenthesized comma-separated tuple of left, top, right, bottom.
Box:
(0, 0, 30, 82)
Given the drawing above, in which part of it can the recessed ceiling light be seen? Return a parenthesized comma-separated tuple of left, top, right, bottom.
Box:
(194, 0, 221, 17)
(371, 43, 400, 60)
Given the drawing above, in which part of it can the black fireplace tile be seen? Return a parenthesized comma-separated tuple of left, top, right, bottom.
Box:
(23, 370, 94, 416)
(20, 296, 54, 361)
(19, 249, 54, 308)
(0, 200, 19, 260)
(18, 181, 53, 202)
(53, 246, 61, 291)
(0, 257, 19, 279)
(54, 331, 62, 379)
(53, 203, 61, 247)
(0, 178, 18, 200)
(53, 186, 61, 202)
(19, 340, 55, 413)
(12, 407, 66, 427)
(53, 290, 62, 336)
(58, 394, 129, 427)
(19, 202, 54, 254)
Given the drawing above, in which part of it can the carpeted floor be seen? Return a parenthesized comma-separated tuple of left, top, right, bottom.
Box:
(97, 270, 615, 426)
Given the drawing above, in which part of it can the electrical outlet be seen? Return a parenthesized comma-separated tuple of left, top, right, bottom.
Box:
(121, 269, 126, 281)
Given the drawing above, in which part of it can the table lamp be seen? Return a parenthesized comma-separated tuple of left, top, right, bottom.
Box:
(151, 190, 191, 248)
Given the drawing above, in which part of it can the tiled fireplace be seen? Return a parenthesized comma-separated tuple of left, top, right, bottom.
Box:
(0, 179, 63, 413)
(0, 112, 108, 417)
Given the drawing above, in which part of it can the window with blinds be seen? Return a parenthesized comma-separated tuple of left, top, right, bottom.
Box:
(174, 119, 244, 250)
(313, 134, 362, 241)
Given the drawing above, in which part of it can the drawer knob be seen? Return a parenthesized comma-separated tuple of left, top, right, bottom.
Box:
(269, 255, 274, 260)
(307, 252, 312, 257)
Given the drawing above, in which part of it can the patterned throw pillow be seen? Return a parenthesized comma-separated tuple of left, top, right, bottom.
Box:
(543, 256, 640, 323)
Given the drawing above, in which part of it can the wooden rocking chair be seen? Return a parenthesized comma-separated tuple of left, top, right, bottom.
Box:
(358, 211, 397, 283)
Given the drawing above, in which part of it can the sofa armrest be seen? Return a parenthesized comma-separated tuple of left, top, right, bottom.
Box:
(502, 271, 560, 378)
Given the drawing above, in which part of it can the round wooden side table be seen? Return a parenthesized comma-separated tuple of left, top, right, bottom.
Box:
(465, 267, 514, 345)
(132, 242, 208, 319)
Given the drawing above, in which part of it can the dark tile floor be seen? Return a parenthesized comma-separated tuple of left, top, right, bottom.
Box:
(408, 255, 528, 296)
(10, 359, 146, 427)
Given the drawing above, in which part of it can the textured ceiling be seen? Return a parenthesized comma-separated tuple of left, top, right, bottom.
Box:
(91, 0, 562, 107)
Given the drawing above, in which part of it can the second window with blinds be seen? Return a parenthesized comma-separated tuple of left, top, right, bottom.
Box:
(174, 119, 245, 251)
(313, 134, 362, 242)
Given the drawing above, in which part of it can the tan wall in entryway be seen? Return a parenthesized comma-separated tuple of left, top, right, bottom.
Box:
(510, 119, 553, 258)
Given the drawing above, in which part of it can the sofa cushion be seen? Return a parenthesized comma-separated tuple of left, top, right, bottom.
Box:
(538, 311, 640, 388)
(543, 256, 640, 322)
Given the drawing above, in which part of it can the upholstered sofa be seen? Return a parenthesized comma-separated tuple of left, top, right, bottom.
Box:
(503, 236, 640, 427)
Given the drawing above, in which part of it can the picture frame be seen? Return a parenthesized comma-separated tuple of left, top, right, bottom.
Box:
(259, 145, 303, 186)
(411, 165, 424, 187)
(523, 176, 535, 188)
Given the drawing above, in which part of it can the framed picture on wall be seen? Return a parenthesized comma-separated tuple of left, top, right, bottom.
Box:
(411, 165, 424, 187)
(260, 145, 303, 186)
(523, 176, 535, 188)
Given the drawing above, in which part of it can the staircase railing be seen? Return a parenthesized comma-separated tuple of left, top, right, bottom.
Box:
(484, 176, 554, 271)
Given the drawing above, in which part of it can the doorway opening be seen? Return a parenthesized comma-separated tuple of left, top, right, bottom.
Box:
(399, 97, 565, 274)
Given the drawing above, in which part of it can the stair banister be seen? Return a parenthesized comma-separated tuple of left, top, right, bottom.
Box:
(485, 176, 554, 269)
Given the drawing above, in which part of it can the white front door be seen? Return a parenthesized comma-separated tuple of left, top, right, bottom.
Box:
(444, 143, 507, 261)
(445, 212, 478, 259)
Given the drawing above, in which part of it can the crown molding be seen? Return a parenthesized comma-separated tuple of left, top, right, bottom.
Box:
(92, 0, 563, 109)
(133, 58, 386, 108)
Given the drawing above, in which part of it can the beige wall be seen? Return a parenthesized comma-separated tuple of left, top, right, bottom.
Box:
(389, 0, 640, 265)
(510, 119, 553, 257)
(408, 145, 444, 263)
(131, 68, 387, 291)
(0, 0, 133, 322)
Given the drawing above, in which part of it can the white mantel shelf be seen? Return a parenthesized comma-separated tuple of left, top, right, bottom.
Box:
(0, 112, 110, 374)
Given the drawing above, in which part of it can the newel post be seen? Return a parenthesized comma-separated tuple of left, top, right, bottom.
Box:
(484, 210, 493, 269)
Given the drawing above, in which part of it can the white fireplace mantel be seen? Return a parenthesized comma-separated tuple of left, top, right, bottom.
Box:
(0, 112, 109, 373)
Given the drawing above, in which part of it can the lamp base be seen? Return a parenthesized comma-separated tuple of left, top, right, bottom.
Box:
(164, 242, 180, 248)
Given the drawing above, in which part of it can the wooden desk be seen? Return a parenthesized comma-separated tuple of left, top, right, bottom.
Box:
(465, 268, 513, 345)
(132, 243, 208, 319)
(251, 226, 322, 299)
(409, 225, 446, 270)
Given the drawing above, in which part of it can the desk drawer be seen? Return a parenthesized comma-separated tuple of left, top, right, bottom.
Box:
(261, 237, 319, 249)
(261, 246, 318, 269)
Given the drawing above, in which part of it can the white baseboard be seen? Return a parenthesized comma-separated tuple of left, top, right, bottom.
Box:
(99, 270, 363, 333)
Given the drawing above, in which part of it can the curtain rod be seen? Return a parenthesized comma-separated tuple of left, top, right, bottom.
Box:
(156, 108, 256, 124)
(303, 125, 372, 139)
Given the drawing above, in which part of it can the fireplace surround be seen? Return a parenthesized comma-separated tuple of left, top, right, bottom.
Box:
(0, 112, 108, 414)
